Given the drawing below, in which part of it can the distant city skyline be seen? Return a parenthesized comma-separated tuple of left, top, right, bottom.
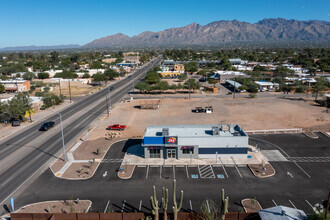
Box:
(0, 0, 329, 48)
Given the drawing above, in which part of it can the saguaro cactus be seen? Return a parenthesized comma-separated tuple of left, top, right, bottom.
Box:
(162, 187, 169, 220)
(220, 189, 229, 220)
(172, 179, 183, 220)
(150, 186, 159, 220)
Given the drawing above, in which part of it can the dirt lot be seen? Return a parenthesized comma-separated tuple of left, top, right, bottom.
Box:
(87, 96, 330, 140)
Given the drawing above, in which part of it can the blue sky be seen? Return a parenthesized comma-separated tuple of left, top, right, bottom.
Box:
(0, 0, 329, 47)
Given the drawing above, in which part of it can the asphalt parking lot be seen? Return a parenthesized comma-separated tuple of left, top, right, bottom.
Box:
(4, 133, 329, 215)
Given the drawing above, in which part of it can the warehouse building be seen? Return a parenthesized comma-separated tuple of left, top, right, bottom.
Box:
(142, 124, 249, 159)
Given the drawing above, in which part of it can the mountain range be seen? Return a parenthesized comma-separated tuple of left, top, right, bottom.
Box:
(1, 18, 329, 51)
(84, 18, 330, 48)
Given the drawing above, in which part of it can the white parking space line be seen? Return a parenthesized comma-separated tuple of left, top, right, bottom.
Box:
(231, 157, 243, 178)
(219, 157, 229, 178)
(173, 165, 176, 179)
(206, 200, 211, 213)
(189, 200, 193, 212)
(185, 165, 189, 179)
(288, 200, 297, 209)
(139, 200, 142, 212)
(104, 200, 110, 213)
(272, 200, 278, 206)
(160, 166, 162, 179)
(293, 162, 311, 178)
(121, 200, 126, 213)
(305, 199, 314, 209)
(146, 165, 149, 179)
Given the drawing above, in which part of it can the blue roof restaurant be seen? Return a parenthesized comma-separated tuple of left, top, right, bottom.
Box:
(142, 124, 249, 159)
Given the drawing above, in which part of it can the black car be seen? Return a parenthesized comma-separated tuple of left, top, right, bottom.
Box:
(199, 77, 207, 82)
(12, 119, 21, 127)
(39, 121, 55, 131)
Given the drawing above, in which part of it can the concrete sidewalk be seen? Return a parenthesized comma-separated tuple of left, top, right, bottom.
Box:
(0, 100, 73, 141)
(123, 144, 266, 166)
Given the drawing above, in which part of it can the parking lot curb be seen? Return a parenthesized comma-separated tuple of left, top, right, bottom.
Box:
(117, 164, 136, 179)
(303, 132, 319, 139)
(50, 139, 127, 180)
(248, 163, 276, 178)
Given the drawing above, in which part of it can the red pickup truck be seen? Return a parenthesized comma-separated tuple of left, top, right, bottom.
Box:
(106, 124, 126, 131)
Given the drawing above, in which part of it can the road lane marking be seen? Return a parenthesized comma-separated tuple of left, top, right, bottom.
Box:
(160, 166, 162, 179)
(173, 165, 176, 179)
(139, 200, 142, 212)
(189, 200, 193, 212)
(185, 165, 189, 179)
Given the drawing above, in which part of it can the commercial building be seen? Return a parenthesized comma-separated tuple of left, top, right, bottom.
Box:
(0, 80, 30, 93)
(158, 71, 183, 78)
(174, 64, 185, 72)
(255, 81, 279, 91)
(123, 56, 140, 64)
(142, 124, 249, 159)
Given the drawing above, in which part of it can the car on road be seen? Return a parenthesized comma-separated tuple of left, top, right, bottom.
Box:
(39, 121, 55, 131)
(106, 124, 126, 131)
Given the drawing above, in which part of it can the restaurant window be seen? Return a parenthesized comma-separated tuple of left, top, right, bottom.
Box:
(150, 148, 161, 158)
(182, 148, 194, 154)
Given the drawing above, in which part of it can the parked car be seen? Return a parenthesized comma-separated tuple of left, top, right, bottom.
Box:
(12, 119, 21, 127)
(199, 77, 207, 82)
(194, 107, 205, 113)
(106, 124, 126, 131)
(39, 121, 55, 131)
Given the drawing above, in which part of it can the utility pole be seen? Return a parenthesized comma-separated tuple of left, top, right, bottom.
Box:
(58, 79, 62, 96)
(68, 79, 72, 103)
(306, 82, 310, 98)
(189, 83, 191, 99)
(105, 93, 109, 117)
(233, 81, 236, 99)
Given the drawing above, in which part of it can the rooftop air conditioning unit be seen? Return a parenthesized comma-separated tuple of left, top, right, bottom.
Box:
(212, 126, 220, 135)
(162, 128, 169, 136)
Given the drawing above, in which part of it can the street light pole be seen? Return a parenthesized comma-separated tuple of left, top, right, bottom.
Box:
(49, 110, 66, 161)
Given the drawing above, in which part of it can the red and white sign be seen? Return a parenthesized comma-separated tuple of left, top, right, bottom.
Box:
(166, 137, 177, 144)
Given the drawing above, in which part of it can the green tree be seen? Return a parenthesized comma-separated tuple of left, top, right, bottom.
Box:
(135, 82, 152, 93)
(139, 54, 150, 63)
(312, 78, 328, 100)
(184, 79, 200, 92)
(177, 74, 187, 81)
(38, 72, 50, 79)
(145, 71, 161, 84)
(54, 71, 77, 79)
(90, 61, 103, 69)
(104, 69, 119, 80)
(82, 73, 90, 78)
(0, 84, 5, 94)
(184, 62, 198, 72)
(23, 72, 36, 80)
(155, 81, 169, 93)
(92, 73, 105, 84)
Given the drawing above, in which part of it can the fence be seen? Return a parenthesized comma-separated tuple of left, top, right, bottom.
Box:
(10, 212, 259, 220)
